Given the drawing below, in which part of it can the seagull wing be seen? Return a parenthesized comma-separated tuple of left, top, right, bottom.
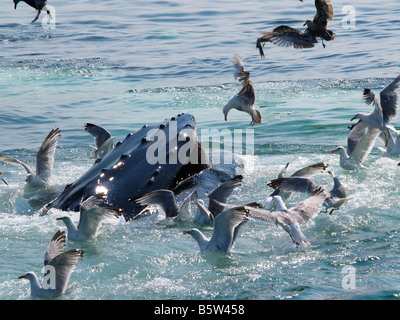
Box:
(0, 154, 35, 176)
(36, 128, 61, 181)
(288, 187, 327, 223)
(45, 248, 84, 295)
(208, 206, 249, 252)
(85, 123, 112, 149)
(267, 177, 320, 195)
(278, 162, 290, 178)
(208, 175, 243, 217)
(259, 26, 317, 49)
(349, 126, 380, 164)
(347, 120, 369, 156)
(130, 189, 179, 218)
(175, 190, 197, 222)
(314, 0, 334, 24)
(194, 200, 214, 225)
(290, 162, 328, 177)
(328, 171, 347, 198)
(363, 89, 384, 126)
(380, 75, 400, 123)
(44, 230, 66, 266)
(78, 207, 121, 237)
(233, 55, 250, 86)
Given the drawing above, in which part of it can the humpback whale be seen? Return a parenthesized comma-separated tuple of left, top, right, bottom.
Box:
(46, 114, 212, 221)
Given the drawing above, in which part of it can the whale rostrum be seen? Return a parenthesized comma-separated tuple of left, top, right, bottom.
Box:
(47, 114, 211, 221)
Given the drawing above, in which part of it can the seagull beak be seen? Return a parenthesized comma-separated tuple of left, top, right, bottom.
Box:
(182, 230, 190, 234)
(350, 116, 356, 121)
(18, 275, 25, 279)
(331, 149, 338, 153)
(56, 217, 63, 221)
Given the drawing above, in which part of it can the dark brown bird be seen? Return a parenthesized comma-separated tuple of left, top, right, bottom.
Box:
(13, 0, 51, 23)
(257, 0, 334, 58)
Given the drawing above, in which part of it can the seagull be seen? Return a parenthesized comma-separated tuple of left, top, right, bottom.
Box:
(267, 170, 350, 215)
(332, 120, 380, 170)
(352, 76, 400, 149)
(182, 206, 250, 253)
(256, 0, 334, 57)
(194, 175, 243, 225)
(0, 128, 61, 188)
(84, 123, 115, 159)
(247, 187, 327, 248)
(222, 56, 261, 126)
(13, 0, 52, 23)
(18, 230, 84, 298)
(129, 189, 197, 222)
(56, 195, 122, 240)
(265, 162, 328, 209)
(378, 132, 400, 154)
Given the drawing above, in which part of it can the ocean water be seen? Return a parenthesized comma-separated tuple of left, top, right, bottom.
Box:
(1, 0, 400, 300)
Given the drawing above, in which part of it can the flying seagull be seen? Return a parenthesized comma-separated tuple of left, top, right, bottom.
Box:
(18, 230, 84, 298)
(257, 0, 334, 57)
(56, 195, 122, 240)
(0, 128, 61, 188)
(247, 187, 327, 247)
(265, 162, 328, 209)
(223, 55, 261, 126)
(13, 0, 52, 23)
(351, 75, 400, 147)
(267, 170, 350, 215)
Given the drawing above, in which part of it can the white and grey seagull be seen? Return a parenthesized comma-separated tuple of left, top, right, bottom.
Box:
(18, 230, 84, 298)
(222, 55, 261, 126)
(195, 175, 244, 225)
(129, 189, 198, 222)
(0, 128, 61, 188)
(247, 187, 327, 248)
(265, 162, 328, 209)
(267, 170, 350, 215)
(332, 120, 380, 170)
(56, 195, 122, 240)
(84, 123, 115, 158)
(182, 205, 250, 253)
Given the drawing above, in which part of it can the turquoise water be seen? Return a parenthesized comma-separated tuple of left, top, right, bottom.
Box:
(1, 0, 400, 300)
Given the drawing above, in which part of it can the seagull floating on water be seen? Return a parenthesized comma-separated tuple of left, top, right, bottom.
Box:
(85, 123, 115, 159)
(0, 128, 61, 188)
(222, 55, 261, 126)
(18, 230, 84, 298)
(257, 0, 334, 57)
(13, 0, 52, 23)
(56, 195, 122, 240)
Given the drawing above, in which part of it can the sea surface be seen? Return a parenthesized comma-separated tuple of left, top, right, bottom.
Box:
(1, 0, 400, 300)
